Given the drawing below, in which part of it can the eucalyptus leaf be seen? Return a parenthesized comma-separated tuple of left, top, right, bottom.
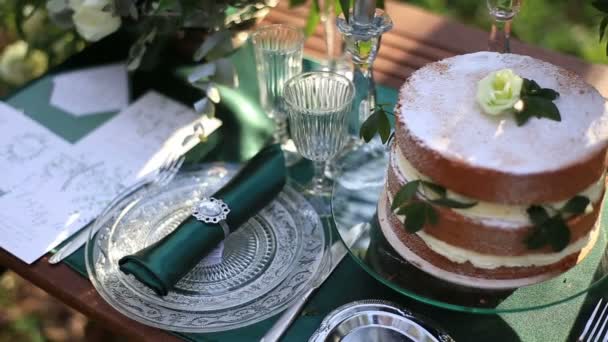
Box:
(193, 30, 232, 62)
(391, 181, 420, 210)
(193, 97, 210, 113)
(127, 27, 157, 71)
(211, 58, 237, 87)
(206, 84, 221, 103)
(561, 196, 590, 215)
(430, 198, 477, 209)
(187, 63, 216, 84)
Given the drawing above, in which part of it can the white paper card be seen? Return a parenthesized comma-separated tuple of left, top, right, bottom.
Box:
(50, 63, 129, 116)
(0, 91, 221, 263)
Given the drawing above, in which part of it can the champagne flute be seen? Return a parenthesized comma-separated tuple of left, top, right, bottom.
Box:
(487, 0, 522, 53)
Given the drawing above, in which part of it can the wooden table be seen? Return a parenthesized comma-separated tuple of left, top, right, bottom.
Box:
(1, 2, 606, 341)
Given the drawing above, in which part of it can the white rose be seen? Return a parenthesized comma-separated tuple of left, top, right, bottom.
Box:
(70, 0, 121, 42)
(476, 69, 523, 116)
(0, 41, 48, 85)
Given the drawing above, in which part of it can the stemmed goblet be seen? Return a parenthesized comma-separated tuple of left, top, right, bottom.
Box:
(487, 0, 522, 53)
(251, 24, 304, 165)
(283, 71, 355, 195)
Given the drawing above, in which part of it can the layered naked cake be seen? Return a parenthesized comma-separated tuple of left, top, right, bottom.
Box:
(379, 51, 608, 289)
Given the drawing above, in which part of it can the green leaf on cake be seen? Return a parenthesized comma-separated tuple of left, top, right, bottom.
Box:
(512, 78, 561, 126)
(399, 202, 428, 233)
(391, 180, 420, 210)
(420, 181, 446, 197)
(429, 198, 478, 209)
(546, 216, 571, 252)
(527, 205, 550, 226)
(514, 95, 561, 126)
(561, 196, 590, 215)
(524, 196, 587, 252)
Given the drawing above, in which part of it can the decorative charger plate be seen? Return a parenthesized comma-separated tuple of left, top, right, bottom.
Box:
(85, 163, 330, 332)
(332, 150, 608, 314)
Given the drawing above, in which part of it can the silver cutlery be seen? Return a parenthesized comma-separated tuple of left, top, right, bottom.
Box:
(49, 154, 185, 264)
(260, 237, 348, 342)
(578, 299, 608, 342)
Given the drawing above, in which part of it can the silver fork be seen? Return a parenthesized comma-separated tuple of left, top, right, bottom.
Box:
(579, 299, 608, 342)
(49, 153, 185, 264)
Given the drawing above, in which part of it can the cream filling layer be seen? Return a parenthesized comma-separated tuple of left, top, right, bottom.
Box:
(393, 147, 605, 229)
(416, 226, 598, 269)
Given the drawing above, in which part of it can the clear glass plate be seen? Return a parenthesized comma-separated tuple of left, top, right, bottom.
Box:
(331, 152, 608, 314)
(85, 163, 330, 332)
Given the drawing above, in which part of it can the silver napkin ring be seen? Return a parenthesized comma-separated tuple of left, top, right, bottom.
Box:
(192, 197, 230, 238)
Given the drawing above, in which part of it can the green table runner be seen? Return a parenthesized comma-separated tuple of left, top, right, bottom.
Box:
(6, 38, 607, 342)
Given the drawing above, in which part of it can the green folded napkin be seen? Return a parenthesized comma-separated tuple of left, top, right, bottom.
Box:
(118, 144, 286, 296)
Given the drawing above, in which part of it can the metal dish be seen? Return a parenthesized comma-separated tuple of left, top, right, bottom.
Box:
(309, 300, 454, 342)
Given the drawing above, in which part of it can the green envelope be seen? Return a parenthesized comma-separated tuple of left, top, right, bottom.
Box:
(118, 144, 286, 296)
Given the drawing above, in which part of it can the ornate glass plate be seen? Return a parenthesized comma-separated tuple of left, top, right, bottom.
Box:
(85, 163, 330, 332)
(332, 151, 608, 314)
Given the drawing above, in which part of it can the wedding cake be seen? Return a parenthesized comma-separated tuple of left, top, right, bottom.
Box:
(379, 51, 608, 289)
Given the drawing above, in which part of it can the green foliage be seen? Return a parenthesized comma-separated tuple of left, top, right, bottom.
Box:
(514, 78, 561, 126)
(524, 196, 590, 252)
(359, 104, 393, 143)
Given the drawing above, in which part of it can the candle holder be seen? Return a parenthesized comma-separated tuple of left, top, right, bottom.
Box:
(325, 8, 393, 189)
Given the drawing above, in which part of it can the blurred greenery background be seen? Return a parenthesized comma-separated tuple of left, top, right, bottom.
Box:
(0, 0, 607, 98)
(408, 0, 608, 64)
(0, 0, 606, 341)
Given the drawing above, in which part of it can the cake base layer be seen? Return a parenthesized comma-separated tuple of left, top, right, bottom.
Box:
(378, 190, 598, 289)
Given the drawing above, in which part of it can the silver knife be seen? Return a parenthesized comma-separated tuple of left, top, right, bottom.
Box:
(260, 239, 348, 342)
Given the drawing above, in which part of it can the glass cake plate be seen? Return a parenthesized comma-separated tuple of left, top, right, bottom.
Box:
(331, 151, 608, 314)
(85, 163, 330, 332)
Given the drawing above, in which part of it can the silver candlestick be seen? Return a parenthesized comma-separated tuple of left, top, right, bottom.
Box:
(337, 7, 392, 134)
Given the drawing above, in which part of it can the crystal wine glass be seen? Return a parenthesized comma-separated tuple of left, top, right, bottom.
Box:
(283, 71, 355, 195)
(487, 0, 522, 53)
(251, 24, 304, 165)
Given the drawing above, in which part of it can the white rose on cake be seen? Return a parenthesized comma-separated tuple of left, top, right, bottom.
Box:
(476, 69, 523, 116)
(69, 0, 121, 42)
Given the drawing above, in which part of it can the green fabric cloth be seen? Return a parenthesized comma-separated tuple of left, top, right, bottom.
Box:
(119, 144, 286, 296)
(5, 35, 606, 342)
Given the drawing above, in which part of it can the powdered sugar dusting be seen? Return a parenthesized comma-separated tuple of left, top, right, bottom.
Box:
(398, 52, 608, 174)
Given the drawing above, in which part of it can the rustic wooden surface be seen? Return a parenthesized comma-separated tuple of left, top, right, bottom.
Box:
(1, 1, 607, 341)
